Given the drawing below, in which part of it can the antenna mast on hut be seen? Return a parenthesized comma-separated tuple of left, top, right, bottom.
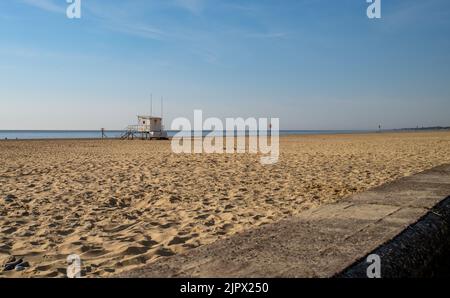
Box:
(150, 93, 153, 117)
(161, 96, 164, 127)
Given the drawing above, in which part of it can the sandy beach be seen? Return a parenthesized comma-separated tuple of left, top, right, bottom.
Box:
(1, 131, 450, 277)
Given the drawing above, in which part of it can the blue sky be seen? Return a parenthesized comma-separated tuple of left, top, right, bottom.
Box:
(1, 0, 450, 130)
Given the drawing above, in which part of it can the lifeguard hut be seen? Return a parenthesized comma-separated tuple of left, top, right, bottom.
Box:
(122, 95, 169, 140)
(122, 115, 168, 140)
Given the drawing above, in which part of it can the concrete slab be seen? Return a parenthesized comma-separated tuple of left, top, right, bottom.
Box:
(120, 164, 450, 278)
(346, 165, 450, 208)
(338, 197, 450, 278)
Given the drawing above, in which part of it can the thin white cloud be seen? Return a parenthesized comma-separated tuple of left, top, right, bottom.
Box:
(173, 0, 206, 14)
(81, 2, 166, 41)
(20, 0, 64, 13)
(247, 32, 289, 39)
(0, 43, 102, 61)
(382, 0, 450, 29)
(109, 22, 165, 40)
(19, 0, 164, 42)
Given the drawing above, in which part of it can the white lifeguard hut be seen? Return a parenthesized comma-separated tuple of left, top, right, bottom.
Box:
(138, 115, 162, 132)
(137, 115, 168, 139)
(122, 115, 168, 140)
(122, 95, 169, 140)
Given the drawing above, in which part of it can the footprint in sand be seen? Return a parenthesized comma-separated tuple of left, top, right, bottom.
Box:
(122, 246, 150, 256)
(195, 214, 210, 220)
(154, 247, 175, 257)
(159, 222, 177, 229)
(56, 229, 75, 236)
(167, 236, 192, 246)
(138, 239, 158, 247)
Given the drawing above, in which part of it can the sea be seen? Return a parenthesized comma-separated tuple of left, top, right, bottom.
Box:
(0, 130, 374, 140)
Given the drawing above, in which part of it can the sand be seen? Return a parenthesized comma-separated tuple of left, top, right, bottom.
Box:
(1, 131, 450, 277)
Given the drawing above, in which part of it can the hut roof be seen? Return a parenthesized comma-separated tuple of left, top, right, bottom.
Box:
(138, 115, 162, 120)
